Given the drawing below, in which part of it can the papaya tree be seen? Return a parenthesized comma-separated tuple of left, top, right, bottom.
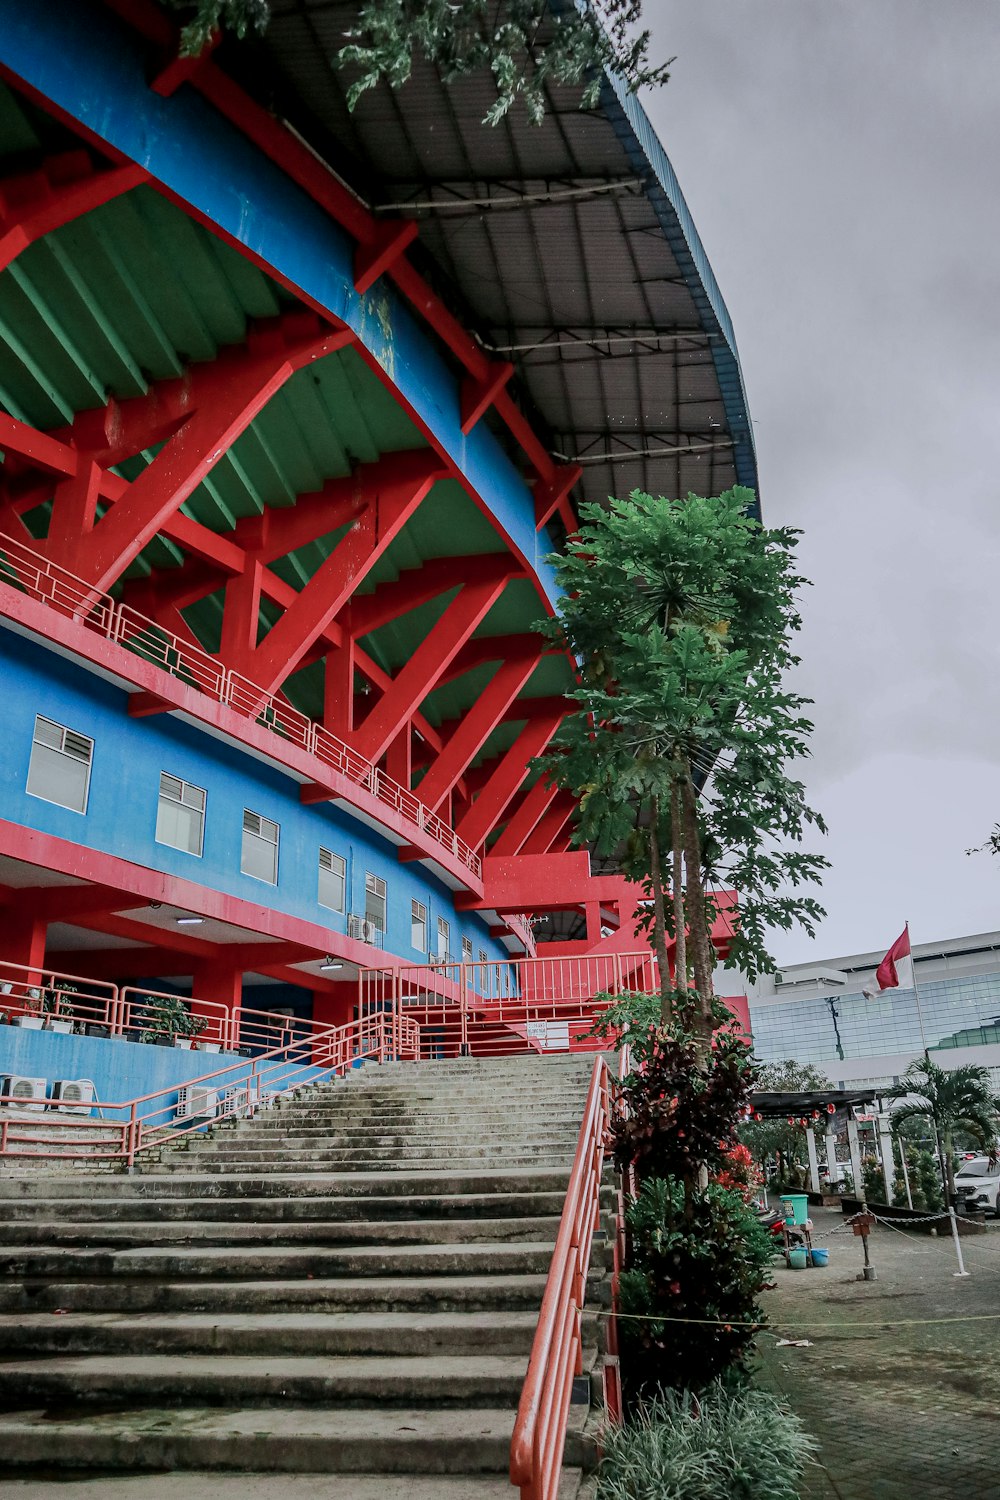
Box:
(536, 487, 827, 1031)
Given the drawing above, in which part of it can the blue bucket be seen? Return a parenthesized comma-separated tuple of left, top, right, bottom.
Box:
(810, 1247, 829, 1267)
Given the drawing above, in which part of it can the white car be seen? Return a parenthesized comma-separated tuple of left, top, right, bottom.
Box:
(953, 1156, 1000, 1216)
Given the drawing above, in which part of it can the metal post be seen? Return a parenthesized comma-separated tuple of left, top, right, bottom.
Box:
(897, 1133, 914, 1209)
(805, 1126, 821, 1195)
(877, 1105, 895, 1204)
(948, 1206, 970, 1277)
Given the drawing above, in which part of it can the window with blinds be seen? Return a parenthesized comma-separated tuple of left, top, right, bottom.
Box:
(241, 808, 279, 884)
(411, 899, 427, 952)
(26, 715, 93, 814)
(156, 772, 206, 856)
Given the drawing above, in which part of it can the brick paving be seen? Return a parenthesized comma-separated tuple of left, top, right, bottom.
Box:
(754, 1207, 1000, 1500)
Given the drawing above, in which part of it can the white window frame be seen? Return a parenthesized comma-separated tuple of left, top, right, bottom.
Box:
(462, 937, 473, 963)
(26, 715, 93, 815)
(411, 899, 428, 952)
(318, 847, 346, 913)
(365, 872, 387, 933)
(437, 916, 451, 960)
(155, 771, 206, 857)
(241, 808, 280, 885)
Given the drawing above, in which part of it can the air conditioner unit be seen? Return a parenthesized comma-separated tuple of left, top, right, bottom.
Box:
(51, 1078, 96, 1114)
(220, 1087, 248, 1118)
(349, 914, 381, 945)
(175, 1086, 218, 1121)
(1, 1075, 47, 1110)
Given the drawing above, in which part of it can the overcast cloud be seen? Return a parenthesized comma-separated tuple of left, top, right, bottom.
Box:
(641, 2, 1000, 963)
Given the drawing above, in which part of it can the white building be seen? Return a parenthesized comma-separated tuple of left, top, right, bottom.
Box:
(747, 931, 1000, 1091)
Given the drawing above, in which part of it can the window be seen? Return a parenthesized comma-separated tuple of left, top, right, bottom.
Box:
(411, 900, 427, 951)
(479, 950, 488, 966)
(156, 772, 205, 856)
(437, 916, 451, 960)
(26, 715, 93, 814)
(318, 848, 346, 913)
(365, 873, 387, 933)
(242, 808, 279, 884)
(462, 937, 473, 963)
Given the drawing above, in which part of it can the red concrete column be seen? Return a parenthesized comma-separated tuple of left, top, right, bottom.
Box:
(0, 913, 47, 980)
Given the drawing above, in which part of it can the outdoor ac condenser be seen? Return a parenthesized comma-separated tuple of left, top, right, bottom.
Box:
(1, 1075, 47, 1110)
(175, 1087, 218, 1120)
(51, 1079, 96, 1114)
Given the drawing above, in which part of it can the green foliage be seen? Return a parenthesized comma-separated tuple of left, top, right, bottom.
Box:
(611, 1025, 757, 1184)
(166, 0, 270, 56)
(595, 1382, 816, 1500)
(916, 1149, 944, 1211)
(338, 0, 672, 126)
(889, 1057, 1000, 1192)
(137, 993, 203, 1043)
(619, 1177, 774, 1394)
(536, 488, 827, 1006)
(861, 1153, 884, 1205)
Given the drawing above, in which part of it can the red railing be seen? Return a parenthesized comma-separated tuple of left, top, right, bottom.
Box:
(510, 1055, 611, 1500)
(360, 951, 658, 1059)
(0, 1008, 416, 1167)
(0, 527, 482, 883)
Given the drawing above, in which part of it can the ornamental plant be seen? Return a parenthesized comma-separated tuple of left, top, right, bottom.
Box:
(618, 1176, 774, 1395)
(137, 993, 203, 1044)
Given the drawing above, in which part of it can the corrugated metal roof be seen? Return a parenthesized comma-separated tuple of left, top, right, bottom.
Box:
(230, 0, 759, 515)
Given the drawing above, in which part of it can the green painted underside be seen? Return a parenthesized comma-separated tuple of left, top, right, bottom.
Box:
(0, 84, 571, 774)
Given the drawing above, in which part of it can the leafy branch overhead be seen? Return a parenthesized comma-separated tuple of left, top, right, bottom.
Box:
(165, 0, 672, 126)
(339, 0, 672, 125)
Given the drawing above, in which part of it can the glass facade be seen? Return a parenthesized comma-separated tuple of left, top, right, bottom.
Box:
(750, 968, 1000, 1068)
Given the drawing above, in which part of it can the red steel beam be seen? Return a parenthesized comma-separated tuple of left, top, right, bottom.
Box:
(43, 316, 352, 592)
(349, 554, 515, 640)
(456, 710, 565, 851)
(227, 452, 443, 695)
(522, 791, 577, 855)
(489, 776, 562, 858)
(352, 562, 518, 766)
(0, 149, 148, 274)
(416, 651, 541, 813)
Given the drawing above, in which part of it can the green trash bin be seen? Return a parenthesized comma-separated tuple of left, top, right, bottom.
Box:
(780, 1193, 810, 1226)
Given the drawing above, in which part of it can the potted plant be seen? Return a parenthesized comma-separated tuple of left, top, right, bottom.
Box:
(44, 984, 78, 1034)
(136, 994, 203, 1048)
(14, 988, 45, 1029)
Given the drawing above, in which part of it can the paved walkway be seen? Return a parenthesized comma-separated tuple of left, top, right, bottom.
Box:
(754, 1207, 1000, 1500)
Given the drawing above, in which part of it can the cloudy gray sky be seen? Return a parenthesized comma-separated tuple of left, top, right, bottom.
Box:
(640, 2, 1000, 964)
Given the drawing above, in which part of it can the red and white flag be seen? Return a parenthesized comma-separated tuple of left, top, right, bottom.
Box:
(863, 926, 912, 998)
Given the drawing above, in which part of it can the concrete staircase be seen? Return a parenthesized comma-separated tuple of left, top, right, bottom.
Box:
(0, 1052, 610, 1497)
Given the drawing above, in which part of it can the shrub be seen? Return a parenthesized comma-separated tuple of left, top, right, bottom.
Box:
(595, 1382, 816, 1500)
(618, 1178, 774, 1394)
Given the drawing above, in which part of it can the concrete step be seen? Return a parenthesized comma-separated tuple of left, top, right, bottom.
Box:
(0, 1403, 590, 1474)
(0, 1473, 585, 1500)
(0, 1214, 561, 1248)
(181, 1130, 581, 1150)
(0, 1353, 546, 1410)
(0, 1272, 553, 1316)
(0, 1167, 573, 1200)
(0, 1239, 562, 1281)
(0, 1189, 575, 1223)
(0, 1309, 562, 1359)
(143, 1154, 575, 1174)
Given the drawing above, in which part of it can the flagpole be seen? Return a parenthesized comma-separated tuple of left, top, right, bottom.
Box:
(905, 920, 930, 1059)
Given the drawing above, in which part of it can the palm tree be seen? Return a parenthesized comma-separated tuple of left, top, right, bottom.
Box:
(888, 1058, 1000, 1198)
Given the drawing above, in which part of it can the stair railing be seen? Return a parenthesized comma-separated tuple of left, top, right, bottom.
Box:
(509, 1054, 611, 1500)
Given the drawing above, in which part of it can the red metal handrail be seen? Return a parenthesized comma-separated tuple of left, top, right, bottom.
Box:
(0, 527, 481, 881)
(510, 1055, 611, 1500)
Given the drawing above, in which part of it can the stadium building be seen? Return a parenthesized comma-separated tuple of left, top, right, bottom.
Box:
(0, 0, 756, 1105)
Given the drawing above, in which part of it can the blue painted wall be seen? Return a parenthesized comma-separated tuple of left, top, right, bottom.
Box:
(0, 1023, 320, 1131)
(0, 628, 507, 968)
